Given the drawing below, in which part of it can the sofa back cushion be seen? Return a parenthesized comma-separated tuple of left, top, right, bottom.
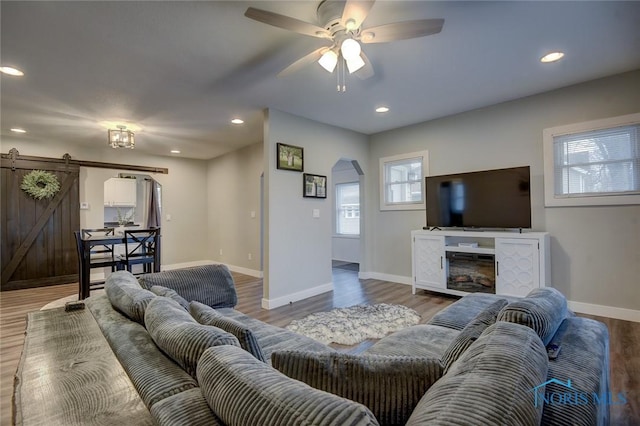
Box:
(190, 301, 266, 362)
(138, 264, 238, 308)
(145, 297, 240, 378)
(149, 285, 189, 310)
(497, 287, 568, 345)
(272, 351, 442, 426)
(440, 299, 508, 373)
(197, 345, 380, 426)
(105, 270, 155, 325)
(407, 322, 548, 426)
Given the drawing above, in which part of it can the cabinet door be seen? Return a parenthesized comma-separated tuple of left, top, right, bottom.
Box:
(495, 238, 540, 297)
(413, 235, 446, 290)
(104, 178, 136, 207)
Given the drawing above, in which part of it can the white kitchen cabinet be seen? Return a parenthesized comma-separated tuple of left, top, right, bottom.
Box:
(104, 178, 137, 207)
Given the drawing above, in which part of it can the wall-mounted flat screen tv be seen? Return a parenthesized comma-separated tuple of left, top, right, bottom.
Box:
(425, 166, 531, 229)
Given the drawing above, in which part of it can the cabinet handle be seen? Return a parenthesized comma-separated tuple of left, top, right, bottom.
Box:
(440, 256, 443, 269)
(496, 261, 499, 276)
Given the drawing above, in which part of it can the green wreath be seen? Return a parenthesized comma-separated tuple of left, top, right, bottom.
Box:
(21, 170, 61, 200)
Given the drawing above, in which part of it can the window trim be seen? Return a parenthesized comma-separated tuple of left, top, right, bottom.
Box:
(543, 112, 640, 207)
(379, 150, 429, 211)
(335, 181, 360, 236)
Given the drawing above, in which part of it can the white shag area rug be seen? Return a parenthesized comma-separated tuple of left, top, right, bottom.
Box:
(286, 303, 421, 345)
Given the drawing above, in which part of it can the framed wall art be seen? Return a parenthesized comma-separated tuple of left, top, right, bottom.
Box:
(303, 173, 327, 198)
(276, 143, 304, 172)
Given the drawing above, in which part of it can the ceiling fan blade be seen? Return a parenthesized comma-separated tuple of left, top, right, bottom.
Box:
(353, 52, 374, 80)
(360, 19, 444, 44)
(341, 0, 376, 30)
(277, 47, 328, 77)
(245, 7, 331, 39)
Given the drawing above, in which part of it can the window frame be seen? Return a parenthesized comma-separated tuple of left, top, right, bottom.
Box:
(543, 112, 640, 207)
(335, 181, 360, 236)
(379, 150, 429, 211)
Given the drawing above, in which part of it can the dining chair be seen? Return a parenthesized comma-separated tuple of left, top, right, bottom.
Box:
(81, 228, 121, 272)
(120, 228, 159, 274)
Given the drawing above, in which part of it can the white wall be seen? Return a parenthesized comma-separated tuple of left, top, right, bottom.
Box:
(263, 109, 369, 308)
(207, 142, 263, 277)
(1, 139, 209, 268)
(368, 70, 640, 316)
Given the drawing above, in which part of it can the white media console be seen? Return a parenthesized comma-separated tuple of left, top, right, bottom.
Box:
(411, 229, 550, 298)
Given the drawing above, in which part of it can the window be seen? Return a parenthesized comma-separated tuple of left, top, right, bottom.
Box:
(336, 182, 360, 235)
(543, 113, 640, 206)
(379, 150, 429, 210)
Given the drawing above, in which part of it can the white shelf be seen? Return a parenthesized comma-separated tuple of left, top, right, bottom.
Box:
(445, 245, 495, 255)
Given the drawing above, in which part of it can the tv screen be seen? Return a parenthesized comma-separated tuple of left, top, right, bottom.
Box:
(425, 166, 531, 229)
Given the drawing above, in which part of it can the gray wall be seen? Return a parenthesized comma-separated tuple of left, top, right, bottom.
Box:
(263, 109, 369, 307)
(368, 70, 640, 311)
(207, 142, 263, 276)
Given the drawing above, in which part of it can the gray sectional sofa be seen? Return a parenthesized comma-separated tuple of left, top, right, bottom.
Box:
(17, 264, 610, 425)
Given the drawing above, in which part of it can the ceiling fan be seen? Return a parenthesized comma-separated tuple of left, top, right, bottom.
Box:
(244, 0, 444, 86)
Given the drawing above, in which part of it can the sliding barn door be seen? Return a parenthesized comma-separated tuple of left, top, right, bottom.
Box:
(1, 150, 80, 290)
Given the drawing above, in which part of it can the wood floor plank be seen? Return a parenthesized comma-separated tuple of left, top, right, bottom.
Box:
(1, 271, 638, 425)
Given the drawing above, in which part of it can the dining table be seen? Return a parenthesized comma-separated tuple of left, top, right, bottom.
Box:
(78, 231, 161, 299)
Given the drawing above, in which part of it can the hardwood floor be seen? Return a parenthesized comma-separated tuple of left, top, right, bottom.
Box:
(1, 269, 638, 425)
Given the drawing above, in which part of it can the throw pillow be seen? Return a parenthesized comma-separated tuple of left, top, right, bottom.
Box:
(149, 285, 189, 310)
(138, 264, 238, 308)
(497, 287, 568, 345)
(406, 322, 548, 426)
(145, 297, 241, 378)
(440, 298, 508, 373)
(197, 346, 379, 426)
(189, 301, 266, 362)
(105, 270, 155, 325)
(271, 351, 442, 426)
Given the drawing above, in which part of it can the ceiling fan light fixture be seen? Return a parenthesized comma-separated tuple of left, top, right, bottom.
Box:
(318, 50, 338, 73)
(346, 55, 365, 74)
(340, 38, 361, 60)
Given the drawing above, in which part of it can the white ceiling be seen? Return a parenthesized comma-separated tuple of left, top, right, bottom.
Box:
(2, 1, 640, 160)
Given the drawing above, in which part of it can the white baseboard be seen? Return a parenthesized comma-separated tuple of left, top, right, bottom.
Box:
(358, 271, 412, 286)
(262, 282, 333, 310)
(360, 271, 639, 323)
(161, 260, 217, 271)
(567, 300, 640, 323)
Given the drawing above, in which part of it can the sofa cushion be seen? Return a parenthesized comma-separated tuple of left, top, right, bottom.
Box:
(428, 293, 517, 331)
(197, 345, 380, 426)
(214, 308, 336, 364)
(190, 301, 266, 362)
(497, 287, 568, 345)
(363, 324, 460, 359)
(150, 388, 224, 426)
(406, 322, 548, 426)
(145, 297, 241, 378)
(105, 270, 156, 325)
(149, 285, 189, 310)
(139, 264, 238, 308)
(440, 298, 508, 373)
(540, 317, 610, 426)
(272, 351, 442, 426)
(86, 294, 198, 408)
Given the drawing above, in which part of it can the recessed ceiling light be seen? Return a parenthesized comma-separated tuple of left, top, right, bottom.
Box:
(540, 52, 565, 63)
(0, 66, 24, 76)
(170, 150, 181, 154)
(231, 118, 244, 125)
(10, 128, 27, 133)
(375, 106, 390, 113)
